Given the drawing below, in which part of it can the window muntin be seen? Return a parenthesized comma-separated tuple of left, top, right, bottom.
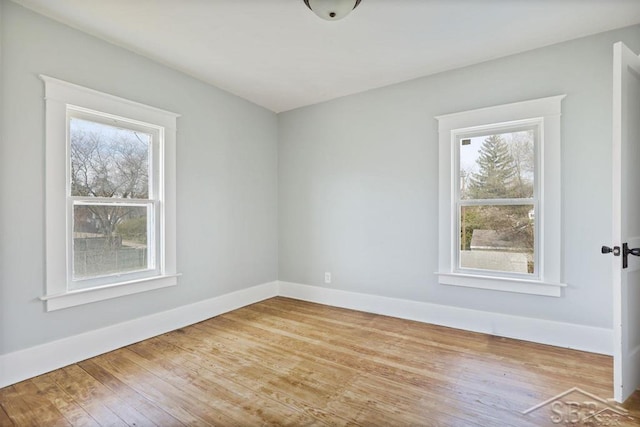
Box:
(455, 124, 539, 277)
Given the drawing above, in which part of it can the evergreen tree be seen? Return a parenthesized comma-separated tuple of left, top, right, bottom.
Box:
(467, 134, 517, 199)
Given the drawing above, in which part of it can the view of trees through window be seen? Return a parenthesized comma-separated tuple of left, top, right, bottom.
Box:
(459, 129, 535, 274)
(70, 117, 152, 280)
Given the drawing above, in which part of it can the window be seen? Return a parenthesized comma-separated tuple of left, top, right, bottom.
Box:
(436, 96, 566, 297)
(458, 125, 537, 276)
(42, 76, 180, 311)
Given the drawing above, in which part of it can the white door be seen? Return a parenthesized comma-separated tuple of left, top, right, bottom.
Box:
(608, 41, 640, 403)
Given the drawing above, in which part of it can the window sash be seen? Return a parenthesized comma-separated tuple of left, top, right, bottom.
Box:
(68, 199, 161, 289)
(66, 107, 161, 201)
(455, 124, 539, 202)
(455, 201, 539, 278)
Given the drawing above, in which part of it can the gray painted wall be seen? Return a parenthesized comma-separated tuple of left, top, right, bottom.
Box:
(0, 1, 278, 354)
(278, 24, 640, 330)
(3, 0, 639, 356)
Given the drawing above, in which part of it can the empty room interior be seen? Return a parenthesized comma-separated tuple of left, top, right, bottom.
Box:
(3, 0, 640, 425)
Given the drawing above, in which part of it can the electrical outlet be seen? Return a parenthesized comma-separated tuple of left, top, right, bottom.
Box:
(324, 272, 332, 284)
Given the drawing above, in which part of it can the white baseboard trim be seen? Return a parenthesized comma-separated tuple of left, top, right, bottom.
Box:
(277, 281, 613, 356)
(0, 281, 278, 389)
(1, 279, 613, 388)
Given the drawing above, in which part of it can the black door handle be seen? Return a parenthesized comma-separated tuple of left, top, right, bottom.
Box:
(602, 245, 621, 255)
(623, 243, 640, 268)
(601, 244, 640, 268)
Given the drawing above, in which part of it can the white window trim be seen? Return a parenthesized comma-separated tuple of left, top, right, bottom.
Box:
(41, 75, 180, 311)
(435, 95, 567, 297)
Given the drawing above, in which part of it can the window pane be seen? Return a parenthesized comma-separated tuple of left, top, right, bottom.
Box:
(460, 130, 534, 199)
(73, 204, 150, 280)
(69, 118, 151, 198)
(460, 204, 534, 274)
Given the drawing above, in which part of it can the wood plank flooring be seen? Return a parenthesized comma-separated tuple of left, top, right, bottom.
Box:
(1, 297, 639, 426)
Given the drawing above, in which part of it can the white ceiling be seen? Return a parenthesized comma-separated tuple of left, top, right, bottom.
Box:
(12, 0, 640, 112)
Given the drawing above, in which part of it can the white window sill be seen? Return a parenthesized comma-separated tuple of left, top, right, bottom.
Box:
(436, 272, 565, 297)
(40, 274, 181, 311)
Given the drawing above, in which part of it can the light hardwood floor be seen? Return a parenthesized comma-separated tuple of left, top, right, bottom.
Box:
(1, 297, 639, 426)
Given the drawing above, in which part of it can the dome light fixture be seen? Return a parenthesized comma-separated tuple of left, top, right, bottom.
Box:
(303, 0, 362, 21)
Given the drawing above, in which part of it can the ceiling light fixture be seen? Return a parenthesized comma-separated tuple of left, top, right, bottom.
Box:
(303, 0, 362, 21)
